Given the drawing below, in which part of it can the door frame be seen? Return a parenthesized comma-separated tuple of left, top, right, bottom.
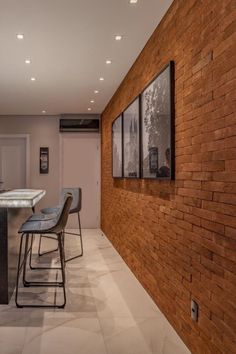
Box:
(0, 134, 30, 188)
(59, 132, 101, 228)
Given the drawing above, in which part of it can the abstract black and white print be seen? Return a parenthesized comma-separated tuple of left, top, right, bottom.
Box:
(123, 98, 140, 178)
(112, 115, 123, 177)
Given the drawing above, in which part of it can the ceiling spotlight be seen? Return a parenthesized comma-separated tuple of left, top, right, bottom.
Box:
(31, 77, 36, 81)
(99, 77, 104, 81)
(17, 33, 24, 40)
(88, 108, 92, 111)
(106, 60, 112, 64)
(42, 110, 46, 114)
(94, 90, 99, 94)
(115, 35, 122, 41)
(25, 59, 31, 64)
(90, 100, 94, 103)
(129, 0, 138, 3)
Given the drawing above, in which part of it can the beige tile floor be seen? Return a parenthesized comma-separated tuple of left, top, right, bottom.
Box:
(0, 229, 191, 354)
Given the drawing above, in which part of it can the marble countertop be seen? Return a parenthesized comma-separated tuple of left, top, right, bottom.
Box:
(0, 189, 46, 208)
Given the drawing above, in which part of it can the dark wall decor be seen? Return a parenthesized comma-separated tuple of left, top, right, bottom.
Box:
(111, 62, 174, 180)
(112, 115, 123, 178)
(123, 97, 140, 178)
(141, 61, 175, 179)
(39, 147, 49, 174)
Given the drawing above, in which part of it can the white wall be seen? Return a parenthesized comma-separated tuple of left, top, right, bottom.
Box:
(0, 116, 60, 211)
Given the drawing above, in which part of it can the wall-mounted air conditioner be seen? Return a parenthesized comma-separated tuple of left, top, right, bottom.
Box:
(59, 114, 100, 132)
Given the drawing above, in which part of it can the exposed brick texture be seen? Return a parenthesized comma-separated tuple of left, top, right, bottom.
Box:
(101, 1, 236, 353)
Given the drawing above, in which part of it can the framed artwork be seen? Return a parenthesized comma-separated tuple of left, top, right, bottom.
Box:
(40, 147, 49, 174)
(112, 115, 123, 178)
(123, 97, 140, 178)
(141, 61, 175, 179)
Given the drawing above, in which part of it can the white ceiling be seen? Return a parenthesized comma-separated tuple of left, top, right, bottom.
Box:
(0, 0, 173, 116)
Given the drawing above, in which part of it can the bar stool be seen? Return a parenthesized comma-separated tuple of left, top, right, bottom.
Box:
(15, 193, 73, 308)
(38, 188, 83, 262)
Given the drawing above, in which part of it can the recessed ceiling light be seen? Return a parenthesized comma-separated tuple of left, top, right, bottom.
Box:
(94, 90, 99, 94)
(106, 60, 112, 64)
(90, 100, 94, 103)
(99, 77, 104, 81)
(17, 33, 24, 40)
(129, 0, 138, 3)
(42, 110, 46, 114)
(115, 35, 122, 41)
(31, 77, 36, 81)
(25, 59, 31, 64)
(88, 108, 92, 111)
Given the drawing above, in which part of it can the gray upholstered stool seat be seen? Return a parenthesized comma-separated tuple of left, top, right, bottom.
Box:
(40, 206, 59, 215)
(15, 193, 73, 308)
(26, 212, 57, 222)
(26, 209, 61, 258)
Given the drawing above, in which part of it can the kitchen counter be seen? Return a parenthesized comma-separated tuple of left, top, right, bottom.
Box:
(0, 189, 45, 208)
(0, 189, 46, 304)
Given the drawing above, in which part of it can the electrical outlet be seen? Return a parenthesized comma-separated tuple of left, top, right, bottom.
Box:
(191, 299, 199, 322)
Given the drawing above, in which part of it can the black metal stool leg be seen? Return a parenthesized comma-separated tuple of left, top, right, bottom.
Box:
(22, 234, 30, 286)
(38, 234, 58, 257)
(78, 212, 83, 256)
(65, 212, 83, 262)
(58, 232, 66, 308)
(38, 234, 42, 256)
(29, 233, 35, 270)
(15, 233, 25, 308)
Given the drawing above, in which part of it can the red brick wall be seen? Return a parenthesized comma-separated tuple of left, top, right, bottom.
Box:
(101, 1, 236, 353)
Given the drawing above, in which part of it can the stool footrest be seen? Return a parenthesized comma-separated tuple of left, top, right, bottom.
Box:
(23, 281, 63, 287)
(16, 303, 65, 309)
(29, 265, 62, 270)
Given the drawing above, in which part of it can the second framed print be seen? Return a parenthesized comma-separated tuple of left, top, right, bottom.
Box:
(123, 97, 140, 178)
(141, 61, 174, 179)
(112, 115, 123, 178)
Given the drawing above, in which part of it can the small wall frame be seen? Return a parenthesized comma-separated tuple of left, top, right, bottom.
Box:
(39, 147, 49, 174)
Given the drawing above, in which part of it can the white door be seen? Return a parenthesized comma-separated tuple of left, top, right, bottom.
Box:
(60, 133, 100, 229)
(0, 137, 28, 190)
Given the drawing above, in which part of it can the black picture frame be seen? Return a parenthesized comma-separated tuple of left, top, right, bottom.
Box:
(40, 147, 49, 174)
(112, 115, 123, 178)
(123, 97, 140, 178)
(141, 61, 175, 179)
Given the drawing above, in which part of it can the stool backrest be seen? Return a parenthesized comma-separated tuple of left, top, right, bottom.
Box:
(60, 188, 82, 214)
(53, 193, 73, 233)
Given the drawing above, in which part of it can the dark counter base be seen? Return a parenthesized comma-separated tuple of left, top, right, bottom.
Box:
(0, 208, 31, 304)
